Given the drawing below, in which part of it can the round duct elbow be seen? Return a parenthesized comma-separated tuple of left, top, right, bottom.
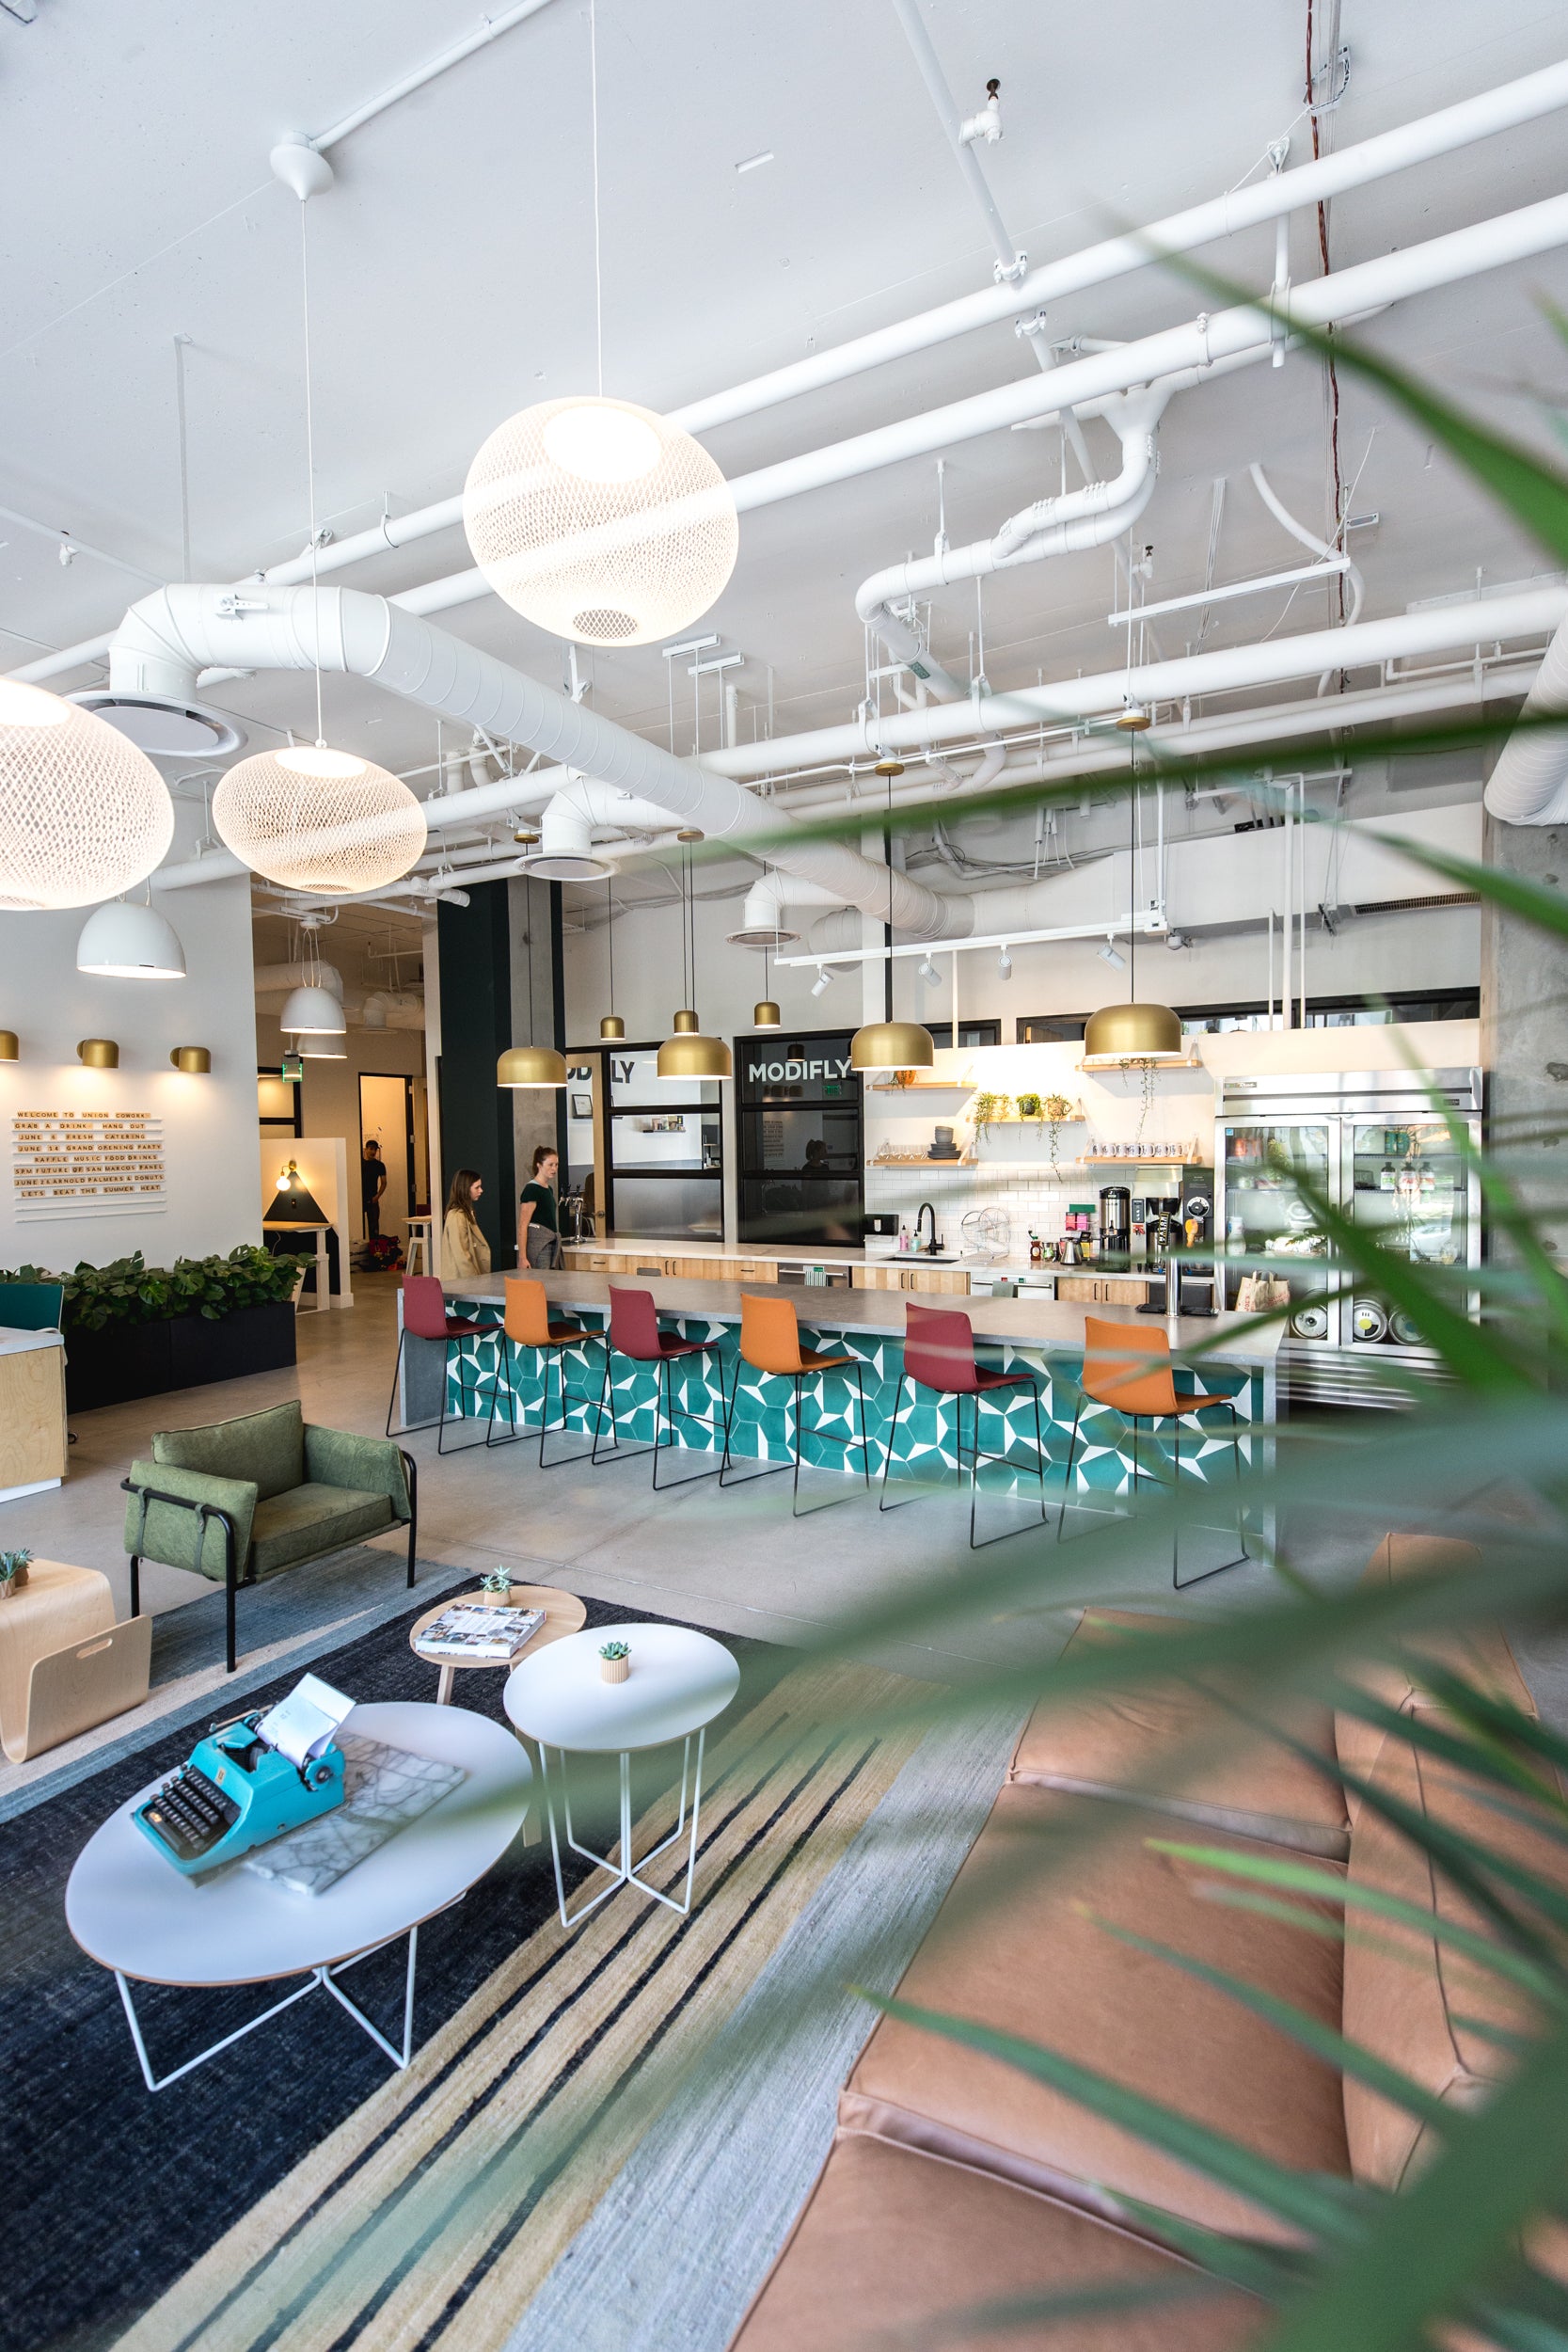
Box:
(521, 789, 613, 882)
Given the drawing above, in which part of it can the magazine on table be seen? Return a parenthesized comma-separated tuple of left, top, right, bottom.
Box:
(416, 1603, 546, 1661)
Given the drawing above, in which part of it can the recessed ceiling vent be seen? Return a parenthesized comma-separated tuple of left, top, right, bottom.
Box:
(69, 691, 245, 758)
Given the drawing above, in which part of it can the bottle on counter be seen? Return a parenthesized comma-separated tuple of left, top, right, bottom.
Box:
(898, 1223, 911, 1254)
(1378, 1160, 1397, 1192)
(1029, 1231, 1042, 1263)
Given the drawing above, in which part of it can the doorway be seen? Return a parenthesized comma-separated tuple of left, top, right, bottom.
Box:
(359, 1073, 418, 1251)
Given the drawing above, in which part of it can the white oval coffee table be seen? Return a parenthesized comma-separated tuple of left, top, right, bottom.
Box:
(504, 1622, 739, 1930)
(66, 1700, 532, 2090)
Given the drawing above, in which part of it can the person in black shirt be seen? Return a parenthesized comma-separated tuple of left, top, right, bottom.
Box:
(517, 1145, 563, 1268)
(361, 1139, 387, 1239)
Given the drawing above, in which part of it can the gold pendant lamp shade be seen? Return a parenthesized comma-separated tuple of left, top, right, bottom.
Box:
(657, 1009, 732, 1080)
(169, 1046, 211, 1073)
(599, 1013, 626, 1041)
(497, 1044, 568, 1088)
(752, 999, 781, 1028)
(848, 1019, 935, 1073)
(1082, 1001, 1184, 1060)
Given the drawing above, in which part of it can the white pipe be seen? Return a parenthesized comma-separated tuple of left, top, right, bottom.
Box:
(1483, 613, 1568, 823)
(359, 989, 424, 1030)
(707, 582, 1568, 779)
(727, 872, 848, 945)
(1250, 460, 1366, 690)
(16, 65, 1568, 691)
(309, 0, 560, 151)
(253, 961, 345, 997)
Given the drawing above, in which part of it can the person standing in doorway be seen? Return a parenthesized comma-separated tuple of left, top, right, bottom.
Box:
(518, 1145, 563, 1269)
(441, 1169, 492, 1281)
(361, 1139, 388, 1239)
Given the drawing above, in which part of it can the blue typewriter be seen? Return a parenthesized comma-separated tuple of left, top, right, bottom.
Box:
(134, 1673, 353, 1876)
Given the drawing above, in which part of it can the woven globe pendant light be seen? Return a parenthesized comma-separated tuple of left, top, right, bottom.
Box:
(212, 744, 426, 894)
(463, 395, 738, 649)
(0, 679, 174, 911)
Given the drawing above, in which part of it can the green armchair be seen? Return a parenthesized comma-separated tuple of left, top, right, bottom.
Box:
(121, 1400, 417, 1672)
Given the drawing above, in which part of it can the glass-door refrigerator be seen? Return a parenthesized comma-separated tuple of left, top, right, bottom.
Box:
(1215, 1068, 1482, 1406)
(736, 1027, 863, 1248)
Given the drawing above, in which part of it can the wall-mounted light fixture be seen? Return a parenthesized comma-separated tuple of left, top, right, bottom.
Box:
(169, 1046, 211, 1073)
(0, 1030, 16, 1061)
(77, 1038, 119, 1069)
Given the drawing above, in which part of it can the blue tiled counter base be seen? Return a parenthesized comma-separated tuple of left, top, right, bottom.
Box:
(427, 1304, 1262, 1500)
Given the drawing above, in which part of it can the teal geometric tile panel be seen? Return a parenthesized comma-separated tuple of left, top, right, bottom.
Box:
(442, 1299, 1263, 1499)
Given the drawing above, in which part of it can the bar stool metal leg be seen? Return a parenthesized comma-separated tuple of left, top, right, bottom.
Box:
(876, 1372, 914, 1512)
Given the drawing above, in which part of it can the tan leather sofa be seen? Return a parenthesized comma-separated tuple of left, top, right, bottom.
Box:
(730, 1537, 1547, 2351)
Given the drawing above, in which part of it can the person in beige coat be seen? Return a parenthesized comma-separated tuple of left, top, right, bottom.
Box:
(440, 1168, 493, 1282)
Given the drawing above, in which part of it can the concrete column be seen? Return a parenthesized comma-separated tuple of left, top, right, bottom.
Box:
(1480, 812, 1568, 1295)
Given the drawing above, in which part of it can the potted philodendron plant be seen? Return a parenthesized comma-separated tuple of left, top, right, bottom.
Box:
(599, 1639, 630, 1684)
(0, 1549, 31, 1597)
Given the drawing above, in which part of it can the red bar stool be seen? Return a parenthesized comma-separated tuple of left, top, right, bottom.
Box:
(720, 1293, 870, 1517)
(879, 1300, 1053, 1549)
(1060, 1315, 1250, 1588)
(486, 1275, 598, 1467)
(590, 1285, 726, 1488)
(386, 1274, 498, 1454)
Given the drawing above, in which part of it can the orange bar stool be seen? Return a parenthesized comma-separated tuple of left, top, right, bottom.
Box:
(486, 1275, 598, 1468)
(720, 1293, 870, 1517)
(590, 1285, 726, 1489)
(879, 1300, 1053, 1549)
(385, 1274, 499, 1454)
(1061, 1314, 1250, 1587)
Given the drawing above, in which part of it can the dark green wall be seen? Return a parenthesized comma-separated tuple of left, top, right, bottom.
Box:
(436, 882, 516, 1270)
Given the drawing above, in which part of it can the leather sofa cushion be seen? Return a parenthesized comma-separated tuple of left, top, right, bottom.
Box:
(1342, 1716, 1565, 2192)
(730, 2134, 1262, 2352)
(153, 1400, 305, 1503)
(1010, 1611, 1347, 1859)
(841, 1785, 1349, 2245)
(248, 1483, 394, 1580)
(1336, 1536, 1536, 1810)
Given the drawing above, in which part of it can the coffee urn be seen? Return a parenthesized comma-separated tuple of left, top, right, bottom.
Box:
(1098, 1185, 1131, 1255)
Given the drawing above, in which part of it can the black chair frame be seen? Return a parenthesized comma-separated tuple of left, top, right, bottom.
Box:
(122, 1451, 418, 1674)
(719, 1354, 871, 1518)
(1056, 1387, 1249, 1588)
(878, 1370, 1053, 1550)
(486, 1329, 604, 1468)
(591, 1342, 726, 1489)
(384, 1309, 500, 1452)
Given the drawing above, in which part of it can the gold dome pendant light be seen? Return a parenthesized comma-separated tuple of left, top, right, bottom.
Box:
(850, 760, 935, 1073)
(497, 873, 568, 1088)
(599, 868, 625, 1040)
(1082, 755, 1183, 1064)
(657, 834, 731, 1078)
(752, 922, 781, 1027)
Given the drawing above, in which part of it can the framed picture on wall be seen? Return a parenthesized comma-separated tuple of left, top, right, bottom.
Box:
(571, 1093, 593, 1120)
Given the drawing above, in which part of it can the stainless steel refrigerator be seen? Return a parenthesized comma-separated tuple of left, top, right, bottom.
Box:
(1214, 1067, 1482, 1407)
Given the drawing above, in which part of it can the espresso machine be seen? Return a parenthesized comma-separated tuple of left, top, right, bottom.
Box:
(1097, 1186, 1131, 1263)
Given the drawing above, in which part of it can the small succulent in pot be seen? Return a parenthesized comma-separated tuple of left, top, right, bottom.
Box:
(480, 1568, 513, 1596)
(0, 1549, 32, 1597)
(599, 1639, 631, 1683)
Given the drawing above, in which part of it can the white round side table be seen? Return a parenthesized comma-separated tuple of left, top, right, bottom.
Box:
(66, 1700, 532, 2091)
(504, 1622, 738, 1931)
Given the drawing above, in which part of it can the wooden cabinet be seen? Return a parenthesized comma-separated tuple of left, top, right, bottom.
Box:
(0, 1339, 67, 1499)
(1055, 1276, 1149, 1306)
(854, 1263, 969, 1295)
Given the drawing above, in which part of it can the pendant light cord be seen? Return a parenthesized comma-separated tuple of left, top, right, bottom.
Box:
(589, 0, 604, 398)
(1128, 742, 1137, 1002)
(299, 202, 325, 749)
(607, 882, 616, 1016)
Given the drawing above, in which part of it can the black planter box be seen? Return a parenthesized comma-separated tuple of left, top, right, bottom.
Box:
(65, 1301, 297, 1414)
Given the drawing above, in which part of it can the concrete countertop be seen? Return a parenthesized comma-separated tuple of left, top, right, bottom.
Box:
(440, 1270, 1281, 1371)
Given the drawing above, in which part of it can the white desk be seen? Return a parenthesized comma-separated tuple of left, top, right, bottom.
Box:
(66, 1699, 532, 2090)
(505, 1623, 738, 1930)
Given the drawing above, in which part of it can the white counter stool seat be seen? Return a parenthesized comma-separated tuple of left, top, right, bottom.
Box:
(66, 1698, 532, 2090)
(504, 1621, 738, 1930)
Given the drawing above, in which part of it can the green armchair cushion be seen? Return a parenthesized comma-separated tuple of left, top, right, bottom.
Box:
(152, 1399, 304, 1502)
(124, 1457, 259, 1582)
(303, 1423, 412, 1519)
(249, 1484, 397, 1580)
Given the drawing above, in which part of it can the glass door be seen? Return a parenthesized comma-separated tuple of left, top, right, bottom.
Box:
(1343, 1115, 1472, 1350)
(1220, 1120, 1336, 1343)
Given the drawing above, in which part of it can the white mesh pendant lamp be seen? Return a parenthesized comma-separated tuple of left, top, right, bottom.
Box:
(0, 679, 174, 911)
(214, 746, 426, 894)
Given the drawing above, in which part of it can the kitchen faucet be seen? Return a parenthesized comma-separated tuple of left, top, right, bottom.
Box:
(915, 1202, 938, 1255)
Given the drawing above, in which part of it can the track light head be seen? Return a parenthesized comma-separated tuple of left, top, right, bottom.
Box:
(996, 946, 1012, 981)
(1098, 941, 1127, 971)
(810, 967, 832, 998)
(917, 955, 940, 986)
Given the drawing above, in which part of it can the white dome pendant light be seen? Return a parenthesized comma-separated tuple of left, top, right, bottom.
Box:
(0, 679, 174, 911)
(215, 165, 426, 898)
(462, 3, 737, 650)
(76, 897, 186, 978)
(278, 915, 347, 1056)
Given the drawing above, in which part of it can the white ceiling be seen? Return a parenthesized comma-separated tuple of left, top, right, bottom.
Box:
(3, 0, 1566, 794)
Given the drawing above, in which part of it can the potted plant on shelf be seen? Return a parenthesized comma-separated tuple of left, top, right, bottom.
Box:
(1041, 1093, 1076, 1176)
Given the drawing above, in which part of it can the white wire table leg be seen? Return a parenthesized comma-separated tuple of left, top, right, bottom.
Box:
(539, 1743, 630, 1931)
(626, 1727, 706, 1916)
(540, 1732, 708, 1930)
(320, 1925, 420, 2069)
(116, 1966, 337, 2093)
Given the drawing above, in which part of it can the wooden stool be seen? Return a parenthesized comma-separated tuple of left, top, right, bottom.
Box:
(0, 1560, 150, 1761)
(404, 1217, 433, 1277)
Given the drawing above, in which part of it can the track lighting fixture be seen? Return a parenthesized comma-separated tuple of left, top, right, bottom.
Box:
(996, 946, 1013, 981)
(810, 967, 832, 998)
(1098, 942, 1127, 971)
(917, 955, 941, 986)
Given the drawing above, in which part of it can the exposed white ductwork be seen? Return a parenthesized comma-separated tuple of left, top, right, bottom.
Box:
(726, 872, 850, 946)
(524, 774, 693, 882)
(858, 386, 1169, 695)
(253, 961, 345, 999)
(360, 988, 424, 1030)
(1483, 613, 1568, 825)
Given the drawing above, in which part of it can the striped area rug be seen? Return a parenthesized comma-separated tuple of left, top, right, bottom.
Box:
(114, 1657, 924, 2352)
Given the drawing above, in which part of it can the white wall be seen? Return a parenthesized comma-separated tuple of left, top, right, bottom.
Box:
(0, 871, 261, 1273)
(254, 1004, 430, 1230)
